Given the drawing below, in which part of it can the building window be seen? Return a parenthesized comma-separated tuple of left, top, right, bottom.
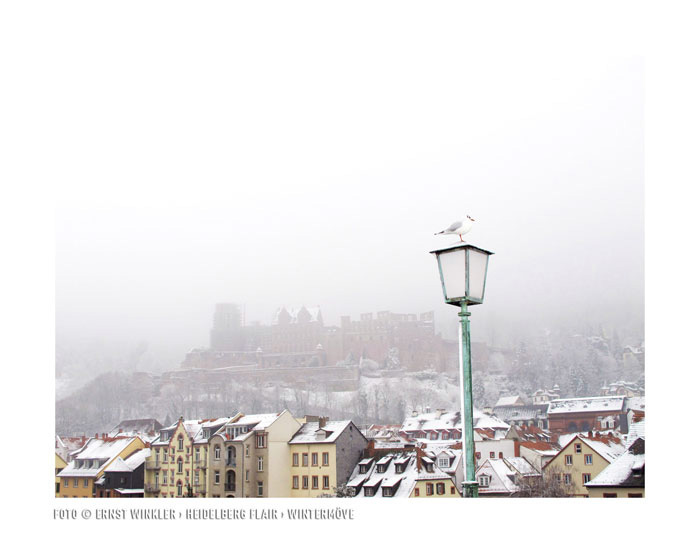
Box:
(603, 493, 618, 498)
(292, 453, 299, 466)
(564, 474, 571, 485)
(382, 487, 394, 497)
(245, 445, 250, 457)
(478, 476, 490, 487)
(214, 471, 220, 485)
(575, 443, 582, 454)
(322, 452, 329, 466)
(312, 453, 318, 466)
(195, 449, 200, 462)
(257, 482, 263, 497)
(292, 476, 299, 489)
(584, 454, 593, 465)
(215, 446, 221, 460)
(582, 473, 591, 484)
(302, 453, 308, 466)
(476, 452, 481, 460)
(83, 479, 89, 488)
(438, 457, 450, 468)
(323, 476, 329, 489)
(451, 486, 456, 494)
(426, 483, 434, 496)
(178, 437, 184, 450)
(245, 470, 249, 482)
(256, 433, 267, 449)
(257, 457, 264, 471)
(177, 458, 183, 473)
(73, 478, 78, 488)
(565, 455, 573, 465)
(498, 452, 503, 459)
(628, 493, 642, 498)
(490, 452, 495, 459)
(414, 488, 420, 497)
(177, 482, 182, 496)
(312, 476, 318, 489)
(302, 476, 309, 489)
(436, 483, 445, 495)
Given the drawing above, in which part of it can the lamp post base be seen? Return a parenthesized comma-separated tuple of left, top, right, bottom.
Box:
(461, 480, 479, 498)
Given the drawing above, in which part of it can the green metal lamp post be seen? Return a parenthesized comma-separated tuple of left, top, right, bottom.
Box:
(430, 243, 494, 498)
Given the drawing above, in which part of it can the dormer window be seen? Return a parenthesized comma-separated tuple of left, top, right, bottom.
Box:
(478, 475, 490, 487)
(438, 457, 450, 468)
(359, 465, 368, 474)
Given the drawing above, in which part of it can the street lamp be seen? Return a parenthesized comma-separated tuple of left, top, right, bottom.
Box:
(430, 243, 494, 497)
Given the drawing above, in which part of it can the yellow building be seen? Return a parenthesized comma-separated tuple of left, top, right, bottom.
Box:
(56, 436, 146, 498)
(55, 453, 67, 496)
(289, 418, 367, 497)
(586, 437, 645, 498)
(543, 433, 626, 497)
(144, 416, 229, 498)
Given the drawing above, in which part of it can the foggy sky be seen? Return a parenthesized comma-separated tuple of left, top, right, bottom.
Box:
(54, 4, 643, 366)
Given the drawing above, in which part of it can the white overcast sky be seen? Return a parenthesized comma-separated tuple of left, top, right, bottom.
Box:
(49, 2, 644, 357)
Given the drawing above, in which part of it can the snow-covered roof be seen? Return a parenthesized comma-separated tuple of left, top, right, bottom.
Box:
(349, 452, 454, 498)
(289, 421, 354, 444)
(57, 437, 143, 478)
(586, 438, 645, 488)
(547, 396, 626, 415)
(400, 409, 509, 436)
(495, 396, 523, 407)
(503, 456, 539, 477)
(558, 433, 626, 463)
(476, 459, 519, 494)
(108, 418, 162, 438)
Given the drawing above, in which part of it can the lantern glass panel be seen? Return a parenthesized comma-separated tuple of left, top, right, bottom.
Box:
(439, 248, 467, 300)
(467, 248, 488, 301)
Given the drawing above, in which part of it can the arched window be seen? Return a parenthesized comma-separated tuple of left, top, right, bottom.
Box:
(227, 446, 235, 466)
(177, 458, 183, 473)
(215, 446, 221, 460)
(226, 470, 236, 492)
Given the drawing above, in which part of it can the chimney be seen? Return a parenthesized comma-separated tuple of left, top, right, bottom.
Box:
(95, 433, 98, 439)
(318, 417, 328, 429)
(416, 448, 423, 472)
(119, 428, 123, 434)
(588, 430, 593, 438)
(411, 410, 418, 417)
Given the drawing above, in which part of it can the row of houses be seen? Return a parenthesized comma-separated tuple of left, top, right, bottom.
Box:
(56, 396, 645, 498)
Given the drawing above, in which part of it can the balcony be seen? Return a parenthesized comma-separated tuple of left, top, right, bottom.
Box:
(144, 483, 161, 493)
(194, 458, 207, 469)
(224, 483, 236, 492)
(225, 459, 236, 467)
(145, 460, 161, 470)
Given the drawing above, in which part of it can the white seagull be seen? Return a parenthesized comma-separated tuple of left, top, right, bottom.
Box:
(434, 215, 475, 242)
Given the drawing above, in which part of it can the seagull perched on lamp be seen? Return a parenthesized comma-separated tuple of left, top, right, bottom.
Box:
(434, 215, 475, 242)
